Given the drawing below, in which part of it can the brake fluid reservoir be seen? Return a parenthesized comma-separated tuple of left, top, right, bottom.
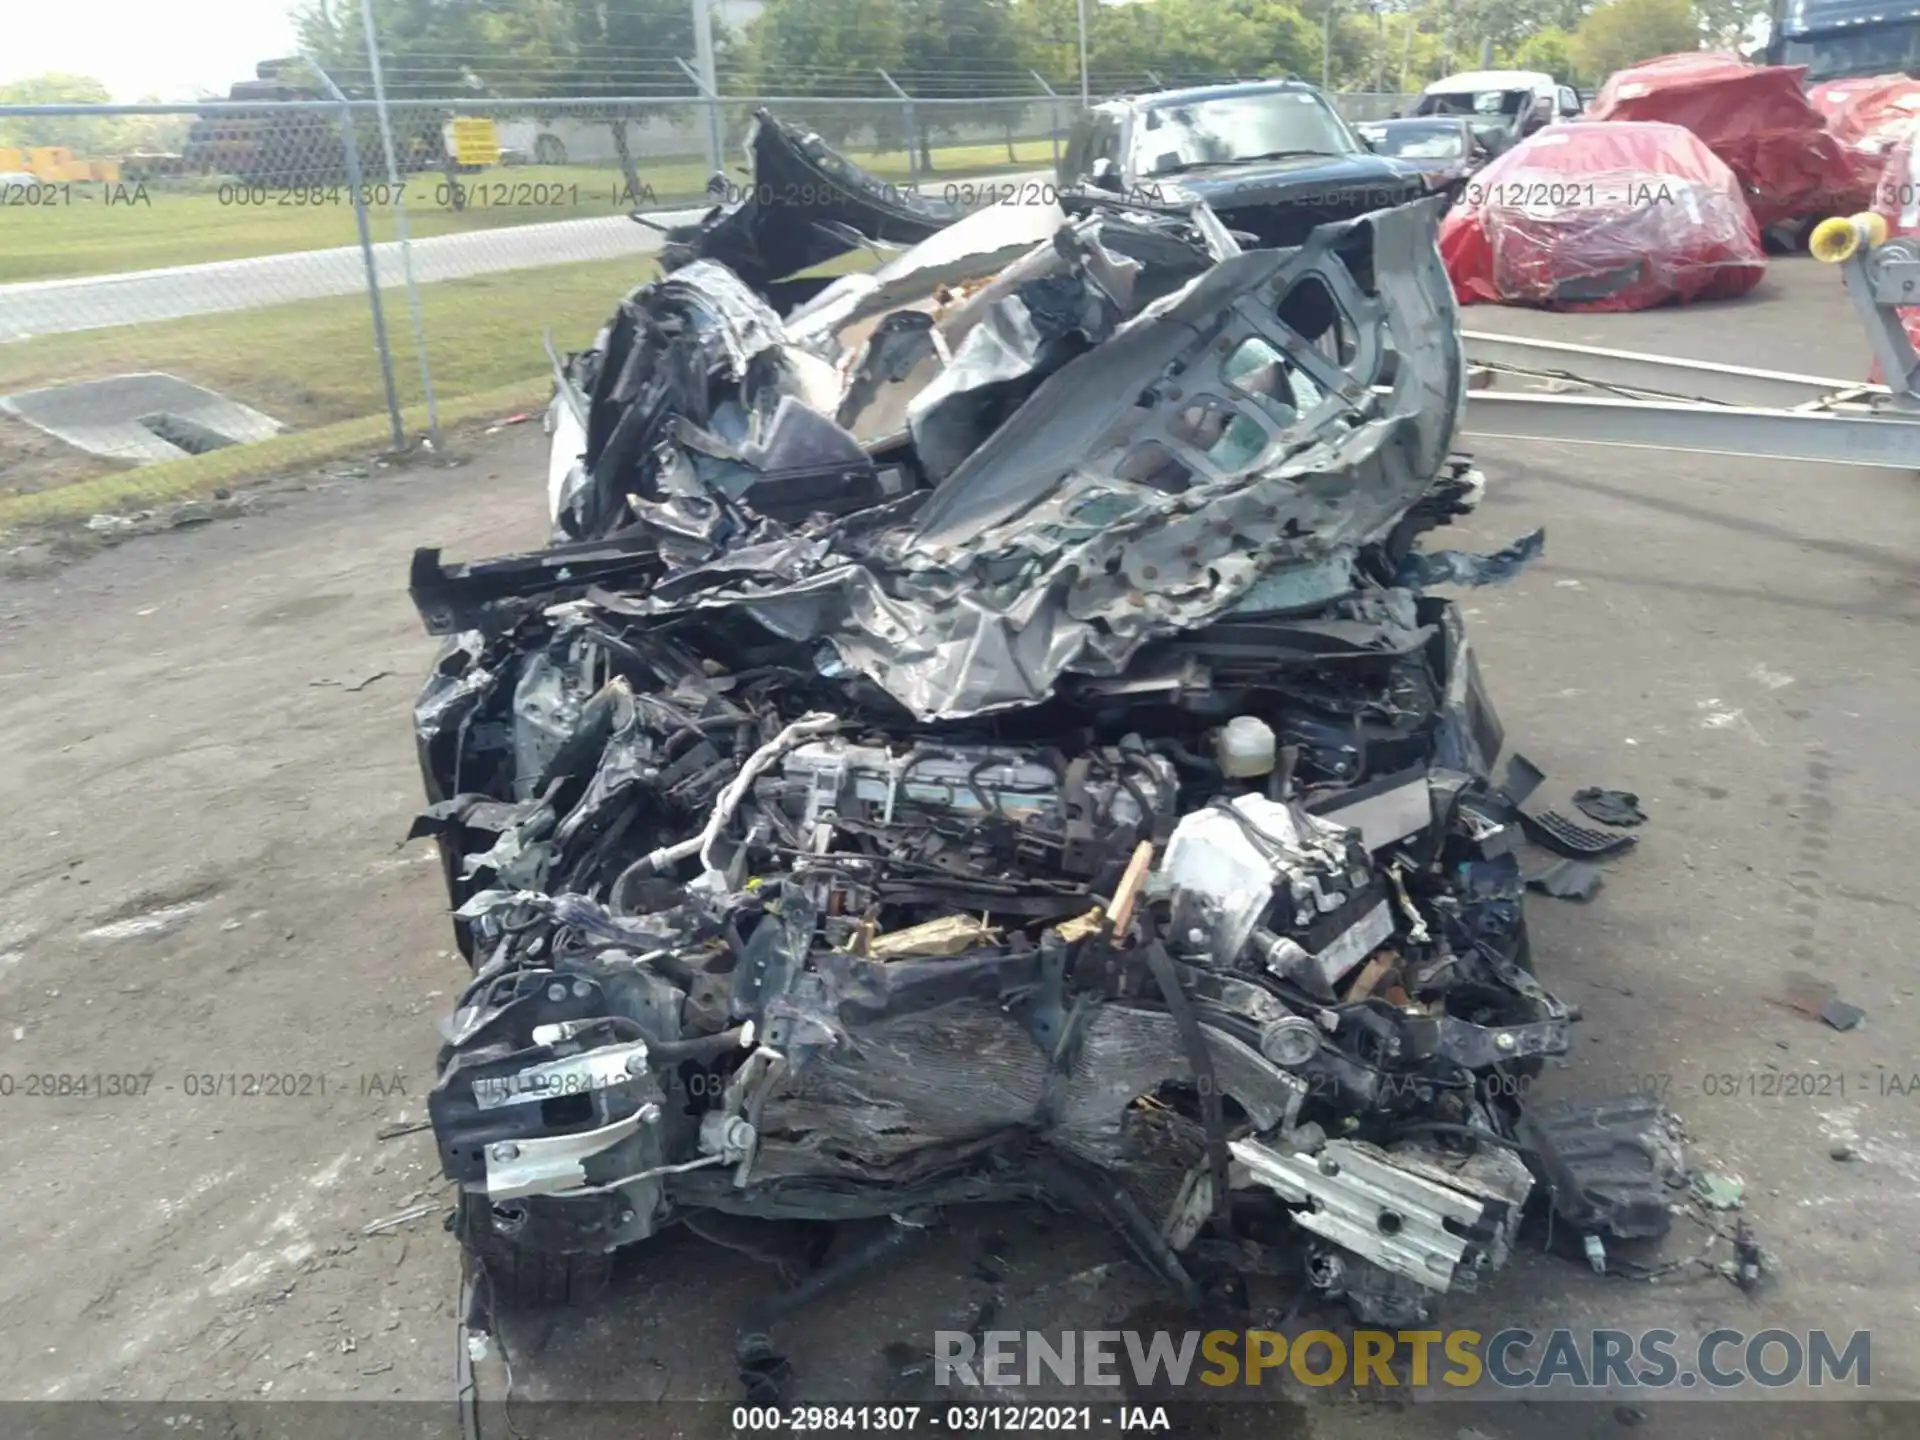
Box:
(1216, 716, 1276, 778)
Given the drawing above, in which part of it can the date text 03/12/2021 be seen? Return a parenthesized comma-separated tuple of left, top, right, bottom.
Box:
(1631, 1069, 1918, 1100)
(730, 1407, 1170, 1431)
(0, 1071, 409, 1099)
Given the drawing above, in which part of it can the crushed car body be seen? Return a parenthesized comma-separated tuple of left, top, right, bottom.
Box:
(408, 115, 1683, 1391)
(640, 108, 968, 310)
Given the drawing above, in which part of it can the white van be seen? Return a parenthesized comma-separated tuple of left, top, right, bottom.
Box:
(1412, 70, 1583, 152)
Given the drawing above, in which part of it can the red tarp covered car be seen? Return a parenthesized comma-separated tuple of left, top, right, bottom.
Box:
(1587, 51, 1873, 224)
(1808, 73, 1920, 168)
(1438, 120, 1765, 311)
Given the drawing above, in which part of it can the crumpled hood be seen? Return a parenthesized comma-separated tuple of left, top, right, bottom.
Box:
(525, 197, 1462, 721)
(1146, 152, 1426, 211)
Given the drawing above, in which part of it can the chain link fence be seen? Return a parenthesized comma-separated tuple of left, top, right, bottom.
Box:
(0, 81, 1419, 526)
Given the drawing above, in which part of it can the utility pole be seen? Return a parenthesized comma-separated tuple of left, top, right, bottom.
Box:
(1078, 0, 1091, 105)
(1323, 0, 1335, 90)
(691, 0, 723, 173)
(1401, 11, 1415, 94)
(1371, 1, 1385, 93)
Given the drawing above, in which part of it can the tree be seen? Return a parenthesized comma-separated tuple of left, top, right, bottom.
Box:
(0, 74, 117, 153)
(746, 0, 907, 96)
(901, 0, 1024, 95)
(297, 0, 740, 190)
(1011, 0, 1150, 92)
(745, 0, 908, 145)
(1507, 26, 1580, 83)
(296, 0, 504, 93)
(1009, 0, 1317, 95)
(112, 101, 193, 157)
(1443, 0, 1578, 61)
(495, 0, 707, 96)
(479, 0, 711, 190)
(1394, 3, 1485, 90)
(1149, 0, 1320, 83)
(900, 0, 1025, 163)
(1573, 0, 1699, 77)
(1692, 0, 1764, 48)
(296, 0, 717, 97)
(1323, 11, 1385, 90)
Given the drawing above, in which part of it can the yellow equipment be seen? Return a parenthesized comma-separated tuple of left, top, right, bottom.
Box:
(1810, 211, 1890, 263)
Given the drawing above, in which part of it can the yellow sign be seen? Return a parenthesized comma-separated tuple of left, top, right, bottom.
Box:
(448, 117, 502, 168)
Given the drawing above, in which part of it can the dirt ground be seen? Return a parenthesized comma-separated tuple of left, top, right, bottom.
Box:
(0, 413, 130, 495)
(3, 256, 1919, 1438)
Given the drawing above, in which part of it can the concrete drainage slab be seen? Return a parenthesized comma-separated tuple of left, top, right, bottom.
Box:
(0, 372, 284, 464)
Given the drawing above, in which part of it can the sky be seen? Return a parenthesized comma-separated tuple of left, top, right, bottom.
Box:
(0, 0, 302, 102)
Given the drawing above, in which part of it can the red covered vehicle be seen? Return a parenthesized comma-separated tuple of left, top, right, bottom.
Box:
(1807, 74, 1899, 129)
(1587, 51, 1873, 224)
(1438, 120, 1766, 311)
(1808, 73, 1920, 168)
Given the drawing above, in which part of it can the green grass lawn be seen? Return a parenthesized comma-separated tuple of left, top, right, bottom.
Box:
(0, 251, 650, 421)
(0, 138, 1059, 284)
(0, 251, 658, 505)
(0, 243, 882, 522)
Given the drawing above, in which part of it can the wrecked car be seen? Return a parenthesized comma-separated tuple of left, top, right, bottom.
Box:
(408, 121, 1678, 1397)
(1055, 80, 1430, 246)
(638, 107, 970, 308)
